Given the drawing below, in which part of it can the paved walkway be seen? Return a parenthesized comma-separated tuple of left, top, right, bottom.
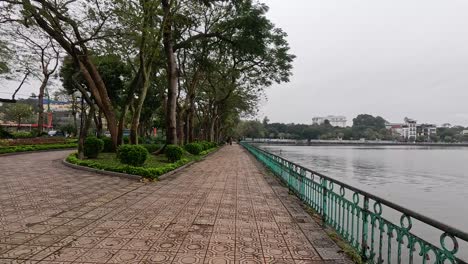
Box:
(0, 145, 351, 263)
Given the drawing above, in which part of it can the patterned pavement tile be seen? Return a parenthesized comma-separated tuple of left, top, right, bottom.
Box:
(0, 146, 351, 263)
(140, 251, 174, 263)
(106, 250, 146, 263)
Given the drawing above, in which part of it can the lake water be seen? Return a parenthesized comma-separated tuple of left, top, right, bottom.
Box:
(260, 144, 468, 259)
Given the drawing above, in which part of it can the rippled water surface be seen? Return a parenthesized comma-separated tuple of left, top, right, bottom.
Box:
(260, 145, 468, 233)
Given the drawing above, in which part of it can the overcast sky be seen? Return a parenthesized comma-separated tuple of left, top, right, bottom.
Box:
(258, 0, 468, 126)
(2, 0, 468, 126)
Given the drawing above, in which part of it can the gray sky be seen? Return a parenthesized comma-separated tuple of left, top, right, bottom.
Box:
(259, 0, 468, 126)
(2, 0, 468, 126)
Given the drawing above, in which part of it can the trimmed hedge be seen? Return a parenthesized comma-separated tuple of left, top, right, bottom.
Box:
(117, 145, 148, 167)
(196, 141, 217, 151)
(84, 136, 104, 158)
(66, 153, 190, 180)
(165, 145, 184, 162)
(184, 143, 203, 155)
(200, 147, 218, 156)
(0, 143, 77, 154)
(101, 137, 115, 152)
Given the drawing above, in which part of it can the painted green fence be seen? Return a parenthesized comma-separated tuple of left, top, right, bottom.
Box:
(241, 142, 468, 264)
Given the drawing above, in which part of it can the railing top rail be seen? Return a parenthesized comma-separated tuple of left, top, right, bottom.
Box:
(243, 142, 468, 242)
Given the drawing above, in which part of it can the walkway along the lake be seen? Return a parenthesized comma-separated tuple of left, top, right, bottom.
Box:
(0, 145, 351, 263)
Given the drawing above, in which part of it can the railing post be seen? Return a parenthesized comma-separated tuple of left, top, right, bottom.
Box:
(361, 196, 370, 262)
(322, 178, 328, 225)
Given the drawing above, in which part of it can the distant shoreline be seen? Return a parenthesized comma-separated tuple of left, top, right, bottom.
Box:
(246, 140, 468, 147)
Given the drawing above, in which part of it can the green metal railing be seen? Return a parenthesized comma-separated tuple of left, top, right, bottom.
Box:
(241, 142, 468, 264)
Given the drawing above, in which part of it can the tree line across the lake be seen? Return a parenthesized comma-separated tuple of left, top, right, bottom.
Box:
(236, 115, 468, 143)
(0, 0, 295, 156)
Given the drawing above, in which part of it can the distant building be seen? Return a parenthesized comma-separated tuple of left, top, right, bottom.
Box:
(387, 123, 405, 138)
(417, 124, 437, 140)
(388, 118, 430, 141)
(462, 130, 468, 135)
(404, 117, 417, 140)
(312, 115, 347, 127)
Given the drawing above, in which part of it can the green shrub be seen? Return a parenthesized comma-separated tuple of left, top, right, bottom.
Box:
(0, 127, 13, 139)
(184, 143, 203, 155)
(196, 141, 217, 151)
(142, 144, 162, 153)
(117, 144, 148, 166)
(165, 145, 183, 162)
(101, 137, 115, 152)
(84, 136, 104, 158)
(66, 153, 190, 180)
(196, 141, 208, 150)
(123, 136, 129, 144)
(12, 132, 33, 138)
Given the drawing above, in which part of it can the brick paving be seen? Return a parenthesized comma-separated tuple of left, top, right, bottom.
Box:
(0, 145, 351, 263)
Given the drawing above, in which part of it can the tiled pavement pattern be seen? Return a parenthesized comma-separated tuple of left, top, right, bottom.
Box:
(0, 146, 352, 263)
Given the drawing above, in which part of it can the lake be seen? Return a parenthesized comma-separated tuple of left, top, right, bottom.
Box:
(260, 144, 468, 259)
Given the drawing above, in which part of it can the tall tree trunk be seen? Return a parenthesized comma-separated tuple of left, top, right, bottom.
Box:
(25, 0, 118, 147)
(37, 75, 49, 134)
(77, 60, 119, 148)
(71, 94, 78, 136)
(162, 0, 178, 145)
(209, 106, 218, 142)
(94, 109, 103, 137)
(177, 108, 185, 145)
(130, 64, 152, 145)
(78, 104, 95, 159)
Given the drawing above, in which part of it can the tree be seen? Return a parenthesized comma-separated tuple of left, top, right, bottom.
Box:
(1, 0, 295, 148)
(302, 126, 321, 140)
(1, 0, 122, 147)
(352, 114, 387, 139)
(161, 0, 294, 144)
(0, 103, 33, 131)
(237, 120, 265, 139)
(0, 40, 11, 74)
(13, 27, 60, 134)
(353, 114, 386, 130)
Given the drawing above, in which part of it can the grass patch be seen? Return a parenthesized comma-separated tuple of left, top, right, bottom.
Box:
(96, 153, 169, 168)
(325, 229, 364, 264)
(66, 146, 219, 180)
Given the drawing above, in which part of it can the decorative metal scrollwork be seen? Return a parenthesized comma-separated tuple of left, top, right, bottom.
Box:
(240, 142, 468, 264)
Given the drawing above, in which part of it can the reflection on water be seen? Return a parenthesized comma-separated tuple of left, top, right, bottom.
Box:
(261, 145, 468, 233)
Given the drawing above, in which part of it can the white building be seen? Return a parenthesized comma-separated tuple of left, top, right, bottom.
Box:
(312, 115, 347, 127)
(404, 117, 417, 139)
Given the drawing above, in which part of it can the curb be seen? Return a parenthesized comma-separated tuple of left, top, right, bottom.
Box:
(61, 146, 224, 182)
(62, 158, 143, 181)
(0, 148, 76, 157)
(158, 146, 223, 180)
(157, 161, 195, 181)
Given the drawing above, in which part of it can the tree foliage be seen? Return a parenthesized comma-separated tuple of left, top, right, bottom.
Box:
(0, 0, 295, 149)
(0, 103, 33, 130)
